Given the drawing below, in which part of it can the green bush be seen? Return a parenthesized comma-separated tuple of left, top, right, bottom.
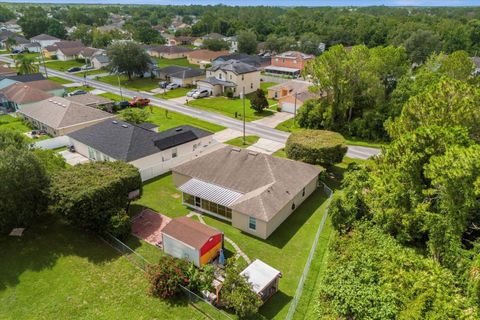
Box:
(285, 129, 347, 165)
(146, 256, 189, 299)
(107, 208, 131, 240)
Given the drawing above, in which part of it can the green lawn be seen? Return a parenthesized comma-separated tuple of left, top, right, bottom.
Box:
(98, 92, 126, 102)
(272, 148, 287, 158)
(85, 68, 109, 76)
(118, 106, 225, 133)
(65, 85, 95, 94)
(275, 117, 297, 133)
(45, 60, 84, 72)
(131, 172, 330, 319)
(0, 219, 202, 319)
(224, 135, 260, 148)
(9, 52, 40, 60)
(0, 115, 31, 133)
(260, 81, 278, 93)
(155, 88, 190, 99)
(97, 75, 159, 92)
(156, 57, 199, 69)
(47, 76, 73, 85)
(188, 97, 275, 122)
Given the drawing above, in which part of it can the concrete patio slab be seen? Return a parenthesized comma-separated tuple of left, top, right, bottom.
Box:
(247, 138, 285, 155)
(252, 112, 294, 128)
(59, 150, 90, 166)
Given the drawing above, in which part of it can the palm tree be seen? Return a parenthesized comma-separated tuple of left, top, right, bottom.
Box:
(15, 54, 39, 75)
(5, 37, 16, 52)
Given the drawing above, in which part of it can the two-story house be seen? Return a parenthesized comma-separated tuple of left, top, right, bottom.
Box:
(265, 51, 314, 78)
(196, 60, 261, 97)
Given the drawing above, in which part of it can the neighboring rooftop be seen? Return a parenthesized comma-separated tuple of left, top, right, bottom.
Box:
(19, 97, 114, 129)
(26, 79, 64, 92)
(0, 73, 46, 83)
(173, 146, 322, 221)
(162, 216, 222, 250)
(68, 121, 213, 162)
(240, 259, 282, 294)
(269, 80, 312, 94)
(147, 45, 191, 54)
(30, 33, 60, 41)
(187, 49, 230, 61)
(93, 54, 109, 63)
(0, 82, 53, 104)
(273, 51, 314, 60)
(209, 59, 258, 75)
(65, 93, 111, 107)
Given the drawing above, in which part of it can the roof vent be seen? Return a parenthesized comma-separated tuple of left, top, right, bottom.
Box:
(231, 147, 241, 152)
(112, 120, 118, 124)
(175, 128, 183, 132)
(48, 99, 52, 102)
(248, 151, 258, 156)
(121, 124, 128, 128)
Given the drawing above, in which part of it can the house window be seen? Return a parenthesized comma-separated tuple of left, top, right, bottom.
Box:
(172, 148, 178, 158)
(302, 187, 306, 197)
(251, 83, 253, 89)
(249, 216, 256, 230)
(219, 73, 222, 79)
(87, 147, 95, 160)
(230, 75, 232, 80)
(291, 203, 296, 210)
(242, 75, 244, 81)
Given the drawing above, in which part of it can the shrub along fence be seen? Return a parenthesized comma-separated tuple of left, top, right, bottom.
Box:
(101, 232, 232, 320)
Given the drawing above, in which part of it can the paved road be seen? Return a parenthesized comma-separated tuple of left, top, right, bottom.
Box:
(1, 55, 381, 158)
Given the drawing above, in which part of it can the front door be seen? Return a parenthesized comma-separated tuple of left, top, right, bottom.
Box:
(194, 196, 201, 207)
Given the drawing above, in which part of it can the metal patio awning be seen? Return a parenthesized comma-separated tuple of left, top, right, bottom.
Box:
(179, 178, 243, 207)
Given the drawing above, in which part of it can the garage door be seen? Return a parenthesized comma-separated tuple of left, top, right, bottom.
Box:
(197, 84, 213, 95)
(281, 102, 296, 114)
(170, 77, 183, 87)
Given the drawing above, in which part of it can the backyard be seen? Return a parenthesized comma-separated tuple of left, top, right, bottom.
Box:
(187, 96, 276, 122)
(0, 115, 49, 142)
(0, 219, 203, 319)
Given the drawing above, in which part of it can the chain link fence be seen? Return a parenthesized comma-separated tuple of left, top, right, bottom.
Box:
(285, 183, 333, 320)
(101, 232, 232, 320)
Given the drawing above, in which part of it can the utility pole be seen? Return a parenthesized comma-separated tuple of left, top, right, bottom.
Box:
(117, 73, 123, 100)
(242, 86, 246, 145)
(40, 49, 48, 78)
(293, 91, 298, 126)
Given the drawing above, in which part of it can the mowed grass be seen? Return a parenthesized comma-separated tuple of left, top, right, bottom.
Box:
(156, 57, 199, 69)
(133, 172, 330, 319)
(47, 76, 73, 84)
(97, 75, 159, 92)
(155, 87, 190, 99)
(224, 135, 260, 148)
(98, 92, 126, 102)
(188, 97, 275, 122)
(260, 81, 278, 93)
(118, 106, 225, 133)
(0, 115, 31, 133)
(0, 219, 202, 319)
(45, 60, 84, 72)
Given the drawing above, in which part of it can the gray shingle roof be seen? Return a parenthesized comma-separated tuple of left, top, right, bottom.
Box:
(93, 54, 109, 63)
(209, 60, 258, 75)
(0, 73, 46, 83)
(198, 77, 236, 87)
(68, 121, 213, 162)
(31, 33, 60, 41)
(169, 68, 204, 79)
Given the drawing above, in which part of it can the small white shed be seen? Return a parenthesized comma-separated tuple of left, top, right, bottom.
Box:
(240, 259, 282, 303)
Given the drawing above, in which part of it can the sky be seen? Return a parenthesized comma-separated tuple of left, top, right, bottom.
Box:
(1, 0, 480, 6)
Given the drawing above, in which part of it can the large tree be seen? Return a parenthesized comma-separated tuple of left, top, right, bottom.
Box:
(107, 41, 152, 80)
(130, 21, 164, 45)
(403, 29, 441, 64)
(237, 30, 257, 54)
(15, 54, 39, 75)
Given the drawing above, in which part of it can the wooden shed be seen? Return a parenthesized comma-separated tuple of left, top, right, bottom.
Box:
(161, 217, 223, 267)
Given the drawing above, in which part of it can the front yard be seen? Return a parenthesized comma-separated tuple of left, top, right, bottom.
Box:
(97, 75, 159, 92)
(45, 60, 84, 72)
(155, 87, 190, 99)
(156, 57, 199, 69)
(225, 135, 260, 148)
(131, 172, 331, 319)
(187, 96, 275, 122)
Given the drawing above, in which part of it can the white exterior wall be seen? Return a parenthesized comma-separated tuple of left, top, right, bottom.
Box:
(206, 69, 261, 96)
(162, 233, 200, 267)
(32, 39, 61, 48)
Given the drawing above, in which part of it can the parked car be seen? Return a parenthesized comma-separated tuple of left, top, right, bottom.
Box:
(186, 89, 198, 97)
(114, 100, 130, 109)
(166, 83, 181, 90)
(129, 97, 151, 107)
(67, 67, 81, 73)
(12, 49, 24, 54)
(192, 89, 210, 99)
(81, 65, 94, 70)
(159, 81, 169, 89)
(68, 90, 88, 96)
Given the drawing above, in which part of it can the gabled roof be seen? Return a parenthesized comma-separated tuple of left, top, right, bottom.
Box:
(198, 76, 236, 87)
(0, 30, 17, 41)
(31, 33, 60, 41)
(209, 60, 258, 75)
(65, 93, 111, 106)
(0, 73, 46, 83)
(19, 97, 114, 129)
(147, 45, 191, 54)
(44, 40, 84, 52)
(173, 146, 322, 221)
(158, 65, 189, 75)
(187, 49, 230, 61)
(92, 54, 109, 63)
(26, 79, 64, 91)
(57, 47, 84, 56)
(68, 121, 213, 162)
(214, 53, 270, 68)
(0, 82, 53, 104)
(162, 217, 222, 250)
(169, 68, 204, 79)
(269, 80, 311, 93)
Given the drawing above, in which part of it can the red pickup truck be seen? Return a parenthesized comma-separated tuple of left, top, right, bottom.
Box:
(129, 97, 151, 107)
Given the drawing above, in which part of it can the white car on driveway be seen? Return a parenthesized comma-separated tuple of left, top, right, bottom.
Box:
(166, 83, 181, 90)
(186, 89, 198, 97)
(192, 89, 210, 99)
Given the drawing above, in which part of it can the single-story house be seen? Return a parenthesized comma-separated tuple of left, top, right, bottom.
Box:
(0, 73, 46, 84)
(18, 97, 115, 137)
(158, 65, 205, 87)
(30, 33, 61, 48)
(172, 146, 323, 239)
(0, 65, 16, 77)
(173, 36, 197, 46)
(55, 47, 85, 61)
(43, 40, 84, 59)
(78, 47, 105, 65)
(240, 259, 281, 304)
(0, 82, 53, 111)
(147, 45, 191, 59)
(196, 60, 260, 97)
(0, 34, 30, 51)
(91, 54, 109, 69)
(187, 50, 230, 67)
(162, 216, 223, 267)
(267, 80, 311, 100)
(27, 79, 65, 96)
(278, 90, 318, 114)
(65, 93, 114, 108)
(24, 42, 42, 53)
(67, 120, 215, 181)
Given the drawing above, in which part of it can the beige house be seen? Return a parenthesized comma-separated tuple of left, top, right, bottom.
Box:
(187, 49, 230, 66)
(18, 97, 115, 136)
(172, 146, 322, 239)
(267, 80, 311, 100)
(68, 121, 215, 181)
(147, 45, 191, 59)
(65, 93, 113, 108)
(277, 91, 318, 114)
(196, 60, 261, 97)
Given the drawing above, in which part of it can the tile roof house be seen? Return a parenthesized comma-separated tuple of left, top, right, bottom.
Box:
(0, 82, 53, 111)
(18, 97, 115, 137)
(67, 120, 215, 181)
(187, 49, 231, 67)
(146, 45, 191, 59)
(26, 79, 65, 96)
(162, 216, 223, 267)
(157, 65, 205, 87)
(30, 33, 61, 48)
(265, 51, 314, 78)
(196, 60, 261, 97)
(172, 146, 323, 239)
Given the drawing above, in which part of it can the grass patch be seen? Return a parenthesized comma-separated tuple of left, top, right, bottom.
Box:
(0, 219, 201, 319)
(156, 57, 199, 69)
(260, 81, 278, 93)
(275, 117, 297, 133)
(155, 88, 190, 99)
(47, 76, 73, 85)
(118, 106, 224, 133)
(0, 114, 30, 133)
(65, 85, 95, 94)
(272, 148, 287, 158)
(188, 97, 275, 122)
(84, 68, 109, 76)
(98, 92, 126, 102)
(224, 135, 260, 148)
(97, 75, 159, 92)
(45, 60, 84, 72)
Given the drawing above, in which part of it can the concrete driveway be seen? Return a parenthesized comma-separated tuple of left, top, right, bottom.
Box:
(252, 112, 293, 128)
(213, 128, 243, 143)
(247, 138, 285, 155)
(59, 150, 90, 166)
